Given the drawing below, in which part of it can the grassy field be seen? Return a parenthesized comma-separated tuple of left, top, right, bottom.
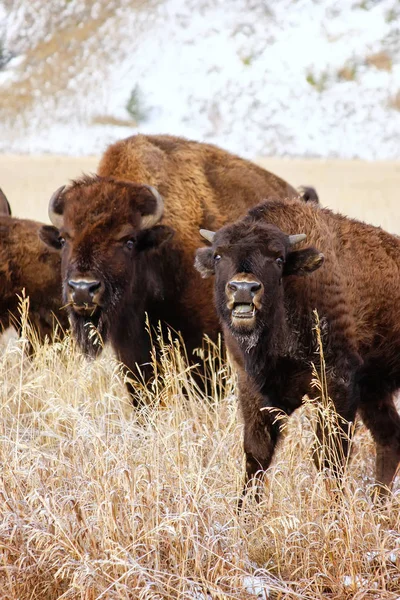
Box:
(2, 155, 400, 234)
(1, 157, 400, 599)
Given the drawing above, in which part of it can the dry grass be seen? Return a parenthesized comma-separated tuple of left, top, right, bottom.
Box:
(0, 0, 157, 124)
(366, 52, 393, 72)
(389, 91, 400, 112)
(337, 64, 357, 82)
(0, 10, 111, 121)
(2, 156, 400, 235)
(91, 115, 138, 128)
(1, 306, 400, 599)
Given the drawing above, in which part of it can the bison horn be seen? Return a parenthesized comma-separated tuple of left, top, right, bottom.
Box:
(140, 185, 164, 229)
(288, 233, 307, 246)
(48, 185, 66, 229)
(0, 187, 11, 215)
(199, 229, 216, 243)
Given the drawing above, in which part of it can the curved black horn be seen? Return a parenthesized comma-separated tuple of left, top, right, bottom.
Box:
(48, 185, 66, 229)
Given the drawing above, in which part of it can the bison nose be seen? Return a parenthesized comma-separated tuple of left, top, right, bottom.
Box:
(227, 280, 262, 302)
(228, 281, 261, 294)
(68, 279, 103, 305)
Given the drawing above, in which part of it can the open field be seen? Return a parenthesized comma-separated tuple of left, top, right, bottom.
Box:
(1, 157, 400, 598)
(3, 321, 400, 600)
(1, 155, 400, 234)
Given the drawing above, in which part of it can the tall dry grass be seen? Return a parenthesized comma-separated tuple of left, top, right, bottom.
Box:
(1, 305, 400, 599)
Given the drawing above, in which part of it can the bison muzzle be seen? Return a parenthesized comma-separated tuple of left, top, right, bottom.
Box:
(67, 278, 104, 314)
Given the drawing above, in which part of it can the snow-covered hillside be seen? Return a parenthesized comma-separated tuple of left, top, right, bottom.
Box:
(0, 0, 399, 158)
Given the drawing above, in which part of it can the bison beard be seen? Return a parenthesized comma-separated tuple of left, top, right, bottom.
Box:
(68, 306, 108, 357)
(221, 292, 291, 356)
(64, 271, 125, 357)
(63, 250, 156, 368)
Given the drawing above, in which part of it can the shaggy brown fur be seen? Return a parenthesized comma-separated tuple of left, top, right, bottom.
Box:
(195, 198, 400, 501)
(40, 134, 303, 393)
(0, 196, 66, 342)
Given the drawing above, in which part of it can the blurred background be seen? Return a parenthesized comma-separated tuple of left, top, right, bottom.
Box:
(0, 0, 399, 228)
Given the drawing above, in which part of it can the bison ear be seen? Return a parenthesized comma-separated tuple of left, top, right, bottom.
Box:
(136, 224, 174, 252)
(132, 185, 164, 230)
(39, 225, 63, 250)
(297, 186, 319, 205)
(284, 247, 324, 276)
(194, 247, 215, 278)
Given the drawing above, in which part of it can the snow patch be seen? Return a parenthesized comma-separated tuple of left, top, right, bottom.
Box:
(243, 575, 271, 599)
(1, 0, 400, 157)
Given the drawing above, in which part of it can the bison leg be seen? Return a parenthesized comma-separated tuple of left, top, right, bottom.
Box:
(239, 393, 283, 508)
(375, 445, 400, 495)
(359, 390, 400, 494)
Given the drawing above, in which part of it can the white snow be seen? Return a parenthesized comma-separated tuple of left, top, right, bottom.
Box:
(365, 550, 398, 564)
(343, 574, 379, 590)
(0, 0, 400, 158)
(243, 575, 271, 599)
(183, 587, 212, 600)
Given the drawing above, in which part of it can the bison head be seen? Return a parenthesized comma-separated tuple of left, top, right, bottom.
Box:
(39, 175, 174, 355)
(194, 218, 324, 351)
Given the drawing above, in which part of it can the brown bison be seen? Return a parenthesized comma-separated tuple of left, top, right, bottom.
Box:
(195, 198, 400, 500)
(39, 134, 308, 389)
(0, 189, 66, 343)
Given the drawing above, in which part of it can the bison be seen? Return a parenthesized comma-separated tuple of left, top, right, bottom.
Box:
(195, 198, 400, 501)
(39, 134, 310, 391)
(0, 189, 66, 344)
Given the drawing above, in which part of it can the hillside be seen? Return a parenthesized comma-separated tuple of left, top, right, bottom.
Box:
(0, 0, 399, 158)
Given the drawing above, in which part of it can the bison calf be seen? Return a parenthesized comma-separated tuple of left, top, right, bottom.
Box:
(195, 198, 400, 501)
(39, 134, 311, 393)
(0, 189, 66, 343)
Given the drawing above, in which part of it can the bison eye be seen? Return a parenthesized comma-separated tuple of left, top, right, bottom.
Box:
(126, 239, 135, 250)
(59, 236, 65, 247)
(276, 257, 284, 267)
(214, 254, 221, 262)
